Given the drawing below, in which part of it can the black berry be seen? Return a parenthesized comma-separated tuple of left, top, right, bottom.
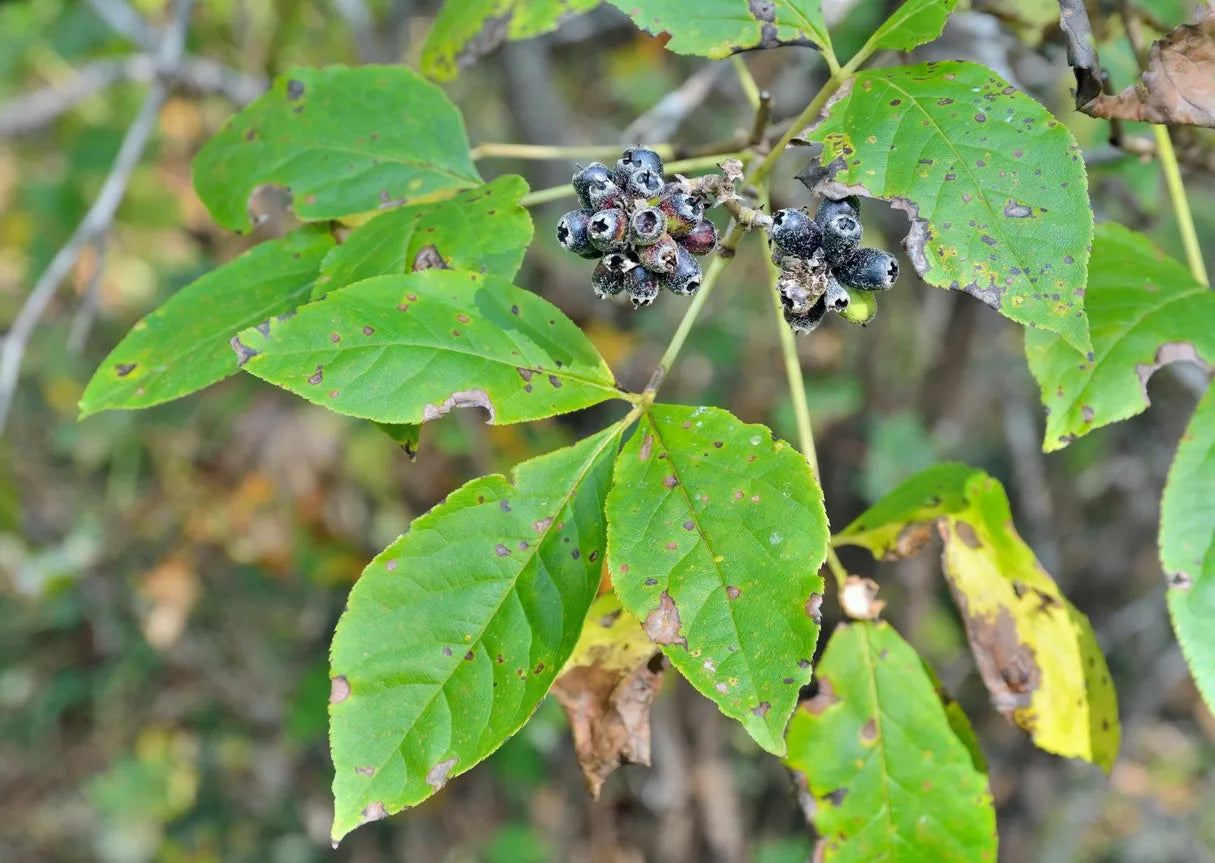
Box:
(572, 162, 617, 210)
(656, 184, 704, 237)
(587, 208, 629, 252)
(556, 209, 600, 259)
(784, 296, 828, 334)
(814, 196, 860, 227)
(663, 244, 702, 295)
(680, 219, 717, 256)
(834, 248, 899, 291)
(591, 252, 633, 298)
(820, 213, 862, 264)
(637, 234, 680, 273)
(771, 208, 823, 259)
(626, 266, 661, 307)
(625, 167, 664, 200)
(629, 207, 666, 246)
(615, 147, 665, 185)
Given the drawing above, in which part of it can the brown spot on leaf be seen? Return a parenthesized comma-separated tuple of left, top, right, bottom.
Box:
(662, 475, 678, 489)
(363, 326, 375, 336)
(359, 801, 385, 824)
(355, 766, 375, 776)
(115, 363, 137, 377)
(329, 675, 351, 704)
(1004, 199, 1033, 218)
(726, 585, 741, 600)
(423, 388, 495, 423)
(412, 244, 450, 271)
(307, 366, 324, 385)
(425, 757, 458, 791)
(860, 718, 878, 743)
(805, 592, 823, 624)
(286, 79, 304, 101)
(638, 434, 654, 461)
(532, 516, 552, 533)
(495, 543, 510, 557)
(802, 676, 838, 715)
(229, 336, 260, 367)
(551, 651, 662, 797)
(751, 701, 771, 717)
(955, 521, 982, 548)
(643, 591, 687, 648)
(549, 374, 562, 389)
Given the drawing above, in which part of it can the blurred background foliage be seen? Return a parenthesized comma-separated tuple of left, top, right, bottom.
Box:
(1, 1, 1214, 861)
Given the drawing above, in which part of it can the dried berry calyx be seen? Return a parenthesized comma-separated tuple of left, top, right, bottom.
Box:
(629, 207, 667, 246)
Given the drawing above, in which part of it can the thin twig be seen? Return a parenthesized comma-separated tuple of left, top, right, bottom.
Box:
(623, 63, 727, 145)
(86, 0, 158, 49)
(67, 236, 108, 355)
(0, 54, 265, 137)
(0, 0, 196, 434)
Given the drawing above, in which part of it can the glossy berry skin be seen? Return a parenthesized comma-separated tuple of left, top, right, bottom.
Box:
(556, 209, 600, 259)
(820, 213, 863, 264)
(615, 147, 665, 186)
(840, 287, 878, 324)
(681, 219, 717, 256)
(814, 195, 861, 227)
(784, 296, 827, 334)
(572, 162, 617, 210)
(591, 253, 632, 298)
(663, 244, 702, 295)
(586, 208, 629, 252)
(771, 208, 823, 259)
(629, 207, 666, 246)
(834, 247, 899, 291)
(626, 266, 660, 307)
(656, 185, 704, 236)
(636, 234, 680, 273)
(625, 167, 664, 200)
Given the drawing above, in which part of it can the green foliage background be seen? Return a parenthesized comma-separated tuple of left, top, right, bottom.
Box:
(3, 1, 1215, 861)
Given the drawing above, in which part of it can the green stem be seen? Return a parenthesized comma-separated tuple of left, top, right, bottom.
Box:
(519, 152, 747, 208)
(471, 142, 677, 162)
(1154, 124, 1209, 286)
(731, 56, 762, 109)
(642, 253, 729, 396)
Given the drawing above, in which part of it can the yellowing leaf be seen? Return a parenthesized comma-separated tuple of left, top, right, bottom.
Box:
(836, 465, 1119, 770)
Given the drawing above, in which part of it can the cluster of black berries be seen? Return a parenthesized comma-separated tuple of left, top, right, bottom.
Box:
(556, 147, 717, 307)
(770, 196, 899, 333)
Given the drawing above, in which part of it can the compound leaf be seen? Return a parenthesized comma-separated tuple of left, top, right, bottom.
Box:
(1161, 387, 1215, 712)
(329, 425, 621, 842)
(863, 0, 958, 54)
(79, 225, 333, 417)
(836, 466, 1119, 770)
(606, 405, 827, 754)
(1026, 223, 1215, 452)
(606, 0, 832, 59)
(421, 0, 599, 81)
(318, 175, 532, 295)
(194, 66, 480, 231)
(785, 621, 997, 863)
(235, 269, 624, 425)
(805, 61, 1092, 353)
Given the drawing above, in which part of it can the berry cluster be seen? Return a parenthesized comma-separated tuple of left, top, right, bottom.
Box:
(770, 196, 899, 333)
(556, 148, 718, 307)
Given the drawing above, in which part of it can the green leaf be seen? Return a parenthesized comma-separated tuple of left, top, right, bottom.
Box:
(863, 0, 958, 54)
(785, 621, 997, 863)
(421, 0, 599, 81)
(837, 465, 1120, 770)
(79, 225, 333, 417)
(805, 61, 1092, 353)
(373, 422, 421, 458)
(235, 269, 624, 425)
(193, 66, 481, 232)
(329, 425, 621, 842)
(1026, 223, 1215, 452)
(606, 0, 831, 59)
(1161, 387, 1215, 712)
(318, 175, 533, 296)
(606, 405, 827, 754)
